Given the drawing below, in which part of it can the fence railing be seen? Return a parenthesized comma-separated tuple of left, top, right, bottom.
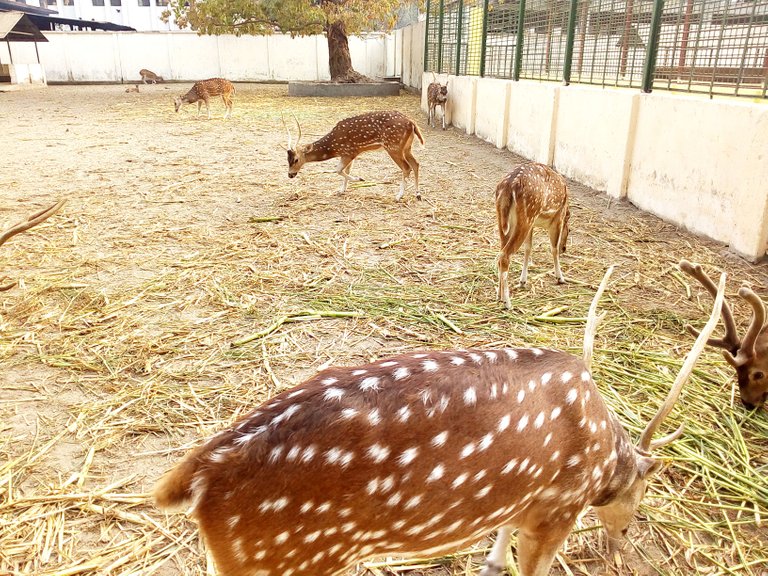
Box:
(424, 0, 768, 99)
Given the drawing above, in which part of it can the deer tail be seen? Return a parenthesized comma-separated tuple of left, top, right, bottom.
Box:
(413, 122, 425, 147)
(153, 450, 205, 511)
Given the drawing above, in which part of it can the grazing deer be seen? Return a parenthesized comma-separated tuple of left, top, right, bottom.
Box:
(284, 111, 424, 201)
(680, 260, 768, 409)
(496, 163, 570, 309)
(427, 74, 448, 130)
(139, 68, 163, 84)
(0, 200, 66, 291)
(154, 264, 725, 576)
(174, 78, 235, 119)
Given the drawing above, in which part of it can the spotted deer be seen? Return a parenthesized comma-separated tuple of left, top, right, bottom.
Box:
(174, 78, 235, 119)
(680, 260, 768, 409)
(284, 111, 424, 201)
(139, 68, 163, 84)
(496, 163, 570, 309)
(154, 264, 725, 576)
(427, 74, 448, 129)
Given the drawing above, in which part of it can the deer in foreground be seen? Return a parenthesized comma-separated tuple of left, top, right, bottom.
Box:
(680, 260, 768, 409)
(284, 111, 424, 201)
(139, 68, 163, 84)
(427, 73, 448, 129)
(0, 200, 66, 291)
(174, 78, 235, 119)
(154, 263, 725, 576)
(496, 162, 570, 309)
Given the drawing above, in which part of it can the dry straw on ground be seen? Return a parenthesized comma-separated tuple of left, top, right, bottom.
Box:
(0, 84, 766, 576)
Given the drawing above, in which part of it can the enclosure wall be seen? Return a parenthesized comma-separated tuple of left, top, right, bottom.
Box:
(420, 73, 768, 260)
(2, 31, 393, 83)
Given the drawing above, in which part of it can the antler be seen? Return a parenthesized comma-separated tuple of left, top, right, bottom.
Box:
(583, 265, 615, 372)
(723, 286, 765, 368)
(281, 113, 292, 150)
(679, 259, 740, 354)
(637, 268, 726, 453)
(0, 200, 66, 292)
(293, 113, 302, 148)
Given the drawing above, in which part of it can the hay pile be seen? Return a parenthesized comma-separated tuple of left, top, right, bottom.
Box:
(0, 84, 766, 575)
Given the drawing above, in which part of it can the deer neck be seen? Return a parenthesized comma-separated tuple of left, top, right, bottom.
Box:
(589, 416, 638, 507)
(304, 135, 339, 163)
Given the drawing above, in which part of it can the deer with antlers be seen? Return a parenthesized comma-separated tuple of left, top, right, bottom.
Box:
(154, 263, 724, 576)
(0, 201, 65, 291)
(284, 111, 424, 201)
(680, 260, 768, 409)
(496, 163, 570, 309)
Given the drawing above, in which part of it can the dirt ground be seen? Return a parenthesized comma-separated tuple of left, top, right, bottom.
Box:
(0, 83, 766, 576)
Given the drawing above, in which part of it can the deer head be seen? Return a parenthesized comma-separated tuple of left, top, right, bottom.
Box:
(0, 200, 66, 291)
(283, 114, 308, 179)
(173, 96, 183, 112)
(680, 260, 768, 409)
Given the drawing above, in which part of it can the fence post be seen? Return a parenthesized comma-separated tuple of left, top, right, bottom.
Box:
(423, 0, 431, 73)
(479, 0, 489, 77)
(562, 0, 579, 85)
(641, 0, 665, 93)
(513, 0, 526, 80)
(437, 0, 445, 73)
(455, 0, 464, 75)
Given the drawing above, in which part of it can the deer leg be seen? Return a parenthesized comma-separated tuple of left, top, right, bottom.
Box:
(548, 224, 566, 284)
(205, 98, 212, 120)
(441, 103, 446, 130)
(516, 523, 574, 576)
(386, 150, 412, 202)
(499, 222, 533, 307)
(403, 149, 421, 201)
(336, 157, 358, 194)
(519, 228, 535, 287)
(479, 526, 512, 576)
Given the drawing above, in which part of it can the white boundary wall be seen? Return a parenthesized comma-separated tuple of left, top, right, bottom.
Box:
(420, 74, 768, 261)
(0, 31, 393, 84)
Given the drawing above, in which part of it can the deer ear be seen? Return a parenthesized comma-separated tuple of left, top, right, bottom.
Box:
(636, 455, 663, 479)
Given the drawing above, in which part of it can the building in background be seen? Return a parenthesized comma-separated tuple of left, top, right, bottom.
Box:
(20, 0, 175, 31)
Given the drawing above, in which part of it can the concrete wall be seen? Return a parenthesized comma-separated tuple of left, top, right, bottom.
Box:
(12, 31, 393, 84)
(421, 73, 768, 261)
(400, 20, 425, 90)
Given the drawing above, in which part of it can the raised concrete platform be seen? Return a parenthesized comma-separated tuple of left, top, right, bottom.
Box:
(288, 81, 401, 97)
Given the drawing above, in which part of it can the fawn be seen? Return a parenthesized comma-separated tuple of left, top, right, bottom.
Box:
(680, 260, 768, 409)
(427, 74, 448, 129)
(139, 68, 163, 84)
(154, 264, 725, 576)
(174, 78, 235, 119)
(496, 163, 570, 309)
(284, 111, 424, 201)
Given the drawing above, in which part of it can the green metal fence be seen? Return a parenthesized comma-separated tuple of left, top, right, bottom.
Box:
(424, 0, 768, 98)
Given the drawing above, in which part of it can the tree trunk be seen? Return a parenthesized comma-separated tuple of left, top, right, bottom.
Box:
(327, 20, 369, 83)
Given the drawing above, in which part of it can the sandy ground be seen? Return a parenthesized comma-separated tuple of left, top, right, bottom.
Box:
(0, 83, 766, 576)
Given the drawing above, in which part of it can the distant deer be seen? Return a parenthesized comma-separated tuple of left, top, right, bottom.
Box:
(125, 84, 140, 93)
(496, 162, 570, 309)
(139, 68, 163, 84)
(154, 264, 725, 576)
(284, 111, 424, 201)
(174, 78, 235, 120)
(680, 260, 768, 409)
(0, 200, 65, 291)
(427, 73, 448, 129)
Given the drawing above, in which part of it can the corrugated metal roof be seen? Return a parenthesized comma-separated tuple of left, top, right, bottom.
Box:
(0, 11, 48, 42)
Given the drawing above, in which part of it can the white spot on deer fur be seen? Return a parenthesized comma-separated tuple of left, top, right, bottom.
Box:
(531, 348, 543, 356)
(534, 412, 545, 429)
(517, 389, 526, 403)
(561, 371, 573, 383)
(581, 371, 590, 381)
(475, 485, 493, 499)
(541, 372, 552, 385)
(341, 521, 357, 532)
(460, 442, 475, 458)
(566, 388, 578, 404)
(268, 445, 284, 463)
(324, 387, 344, 401)
(380, 361, 397, 367)
(498, 414, 511, 432)
(287, 389, 306, 399)
(432, 431, 448, 447)
(528, 380, 537, 392)
(381, 475, 395, 492)
(484, 351, 498, 362)
(209, 447, 231, 463)
(452, 472, 469, 488)
(413, 353, 428, 359)
(227, 515, 240, 529)
(393, 367, 410, 380)
(398, 447, 419, 466)
(469, 352, 482, 364)
(275, 531, 290, 544)
(501, 458, 518, 474)
(304, 530, 321, 543)
(504, 349, 518, 360)
(544, 432, 553, 446)
(451, 356, 466, 365)
(352, 369, 367, 376)
(517, 414, 529, 431)
(386, 492, 402, 506)
(427, 464, 445, 482)
(232, 537, 247, 563)
(502, 382, 509, 395)
(600, 420, 607, 430)
(367, 444, 390, 463)
(405, 494, 423, 509)
(300, 501, 314, 514)
(464, 387, 477, 406)
(474, 469, 487, 482)
(479, 433, 494, 451)
(398, 405, 412, 422)
(567, 454, 581, 467)
(519, 457, 530, 473)
(341, 408, 358, 419)
(360, 377, 381, 391)
(321, 377, 338, 386)
(423, 359, 439, 372)
(301, 445, 316, 463)
(368, 409, 382, 425)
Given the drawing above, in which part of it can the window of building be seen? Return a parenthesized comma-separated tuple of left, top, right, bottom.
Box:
(156, 0, 169, 5)
(46, 0, 57, 6)
(110, 0, 122, 5)
(138, 0, 150, 6)
(62, 0, 74, 5)
(92, 0, 105, 6)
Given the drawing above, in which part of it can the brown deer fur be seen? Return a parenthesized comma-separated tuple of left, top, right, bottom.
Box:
(285, 111, 424, 201)
(154, 268, 726, 576)
(680, 260, 768, 409)
(139, 68, 163, 84)
(427, 81, 448, 129)
(174, 78, 235, 119)
(496, 163, 570, 309)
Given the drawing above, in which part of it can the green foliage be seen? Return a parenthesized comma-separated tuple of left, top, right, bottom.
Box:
(164, 0, 422, 37)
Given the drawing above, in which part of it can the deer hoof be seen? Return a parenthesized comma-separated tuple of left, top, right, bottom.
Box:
(478, 562, 505, 576)
(557, 277, 567, 285)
